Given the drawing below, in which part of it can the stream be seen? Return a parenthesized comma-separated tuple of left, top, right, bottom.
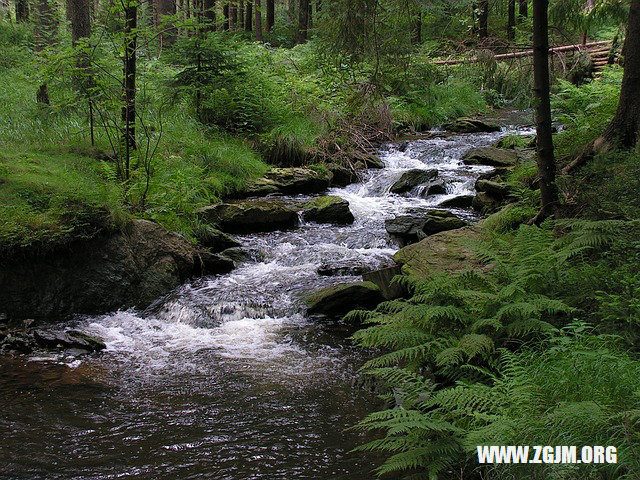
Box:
(0, 119, 532, 480)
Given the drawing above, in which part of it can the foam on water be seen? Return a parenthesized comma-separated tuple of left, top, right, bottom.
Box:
(70, 124, 534, 372)
(3, 119, 538, 480)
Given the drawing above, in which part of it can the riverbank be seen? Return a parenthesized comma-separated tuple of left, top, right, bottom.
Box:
(0, 116, 533, 479)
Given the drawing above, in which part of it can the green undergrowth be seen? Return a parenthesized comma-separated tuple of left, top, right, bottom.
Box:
(0, 149, 127, 257)
(350, 66, 640, 478)
(0, 19, 491, 253)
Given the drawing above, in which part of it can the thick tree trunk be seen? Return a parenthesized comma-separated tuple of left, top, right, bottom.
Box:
(266, 0, 273, 31)
(563, 0, 640, 174)
(122, 0, 137, 179)
(68, 0, 91, 41)
(203, 0, 216, 28)
(67, 0, 94, 144)
(478, 0, 488, 38)
(530, 0, 558, 222)
(518, 0, 527, 19)
(223, 1, 229, 29)
(254, 0, 263, 40)
(286, 0, 294, 23)
(244, 0, 252, 30)
(295, 0, 308, 43)
(15, 0, 28, 21)
(508, 0, 515, 39)
(238, 0, 244, 29)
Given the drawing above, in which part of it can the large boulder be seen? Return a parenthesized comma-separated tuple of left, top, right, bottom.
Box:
(444, 118, 500, 133)
(194, 227, 240, 253)
(438, 195, 474, 208)
(199, 199, 299, 233)
(363, 154, 385, 169)
(196, 250, 235, 275)
(0, 220, 197, 321)
(326, 163, 358, 187)
(462, 147, 518, 167)
(302, 196, 355, 225)
(385, 210, 466, 245)
(472, 192, 501, 211)
(390, 169, 439, 194)
(362, 265, 404, 300)
(34, 329, 106, 352)
(394, 226, 484, 278)
(240, 167, 332, 197)
(304, 281, 383, 318)
(385, 215, 427, 246)
(317, 261, 371, 277)
(422, 210, 467, 235)
(475, 179, 512, 199)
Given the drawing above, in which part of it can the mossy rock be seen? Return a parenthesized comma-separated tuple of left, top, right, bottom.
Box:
(438, 195, 474, 208)
(304, 281, 383, 318)
(393, 226, 483, 278)
(421, 210, 467, 235)
(326, 163, 358, 186)
(386, 209, 466, 245)
(199, 199, 299, 233)
(364, 155, 385, 169)
(302, 195, 355, 225)
(444, 118, 500, 133)
(239, 167, 332, 197)
(475, 179, 512, 199)
(194, 227, 241, 253)
(264, 167, 332, 194)
(462, 147, 518, 167)
(472, 192, 501, 211)
(493, 134, 536, 149)
(390, 169, 439, 194)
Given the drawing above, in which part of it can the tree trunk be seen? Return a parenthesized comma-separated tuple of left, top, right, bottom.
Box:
(410, 8, 421, 45)
(238, 0, 244, 29)
(155, 0, 176, 44)
(122, 0, 137, 179)
(286, 0, 294, 23)
(230, 0, 237, 29)
(563, 0, 640, 174)
(244, 0, 252, 30)
(254, 0, 263, 40)
(34, 0, 58, 104)
(223, 1, 229, 29)
(203, 0, 216, 28)
(15, 0, 28, 21)
(68, 0, 91, 41)
(295, 0, 308, 43)
(478, 0, 488, 38)
(518, 0, 527, 19)
(508, 0, 515, 39)
(266, 0, 273, 31)
(67, 0, 94, 144)
(530, 0, 558, 223)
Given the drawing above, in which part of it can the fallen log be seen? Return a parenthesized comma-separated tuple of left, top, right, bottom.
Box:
(434, 40, 612, 65)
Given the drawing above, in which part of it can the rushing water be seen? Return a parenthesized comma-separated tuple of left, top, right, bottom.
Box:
(0, 121, 533, 480)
